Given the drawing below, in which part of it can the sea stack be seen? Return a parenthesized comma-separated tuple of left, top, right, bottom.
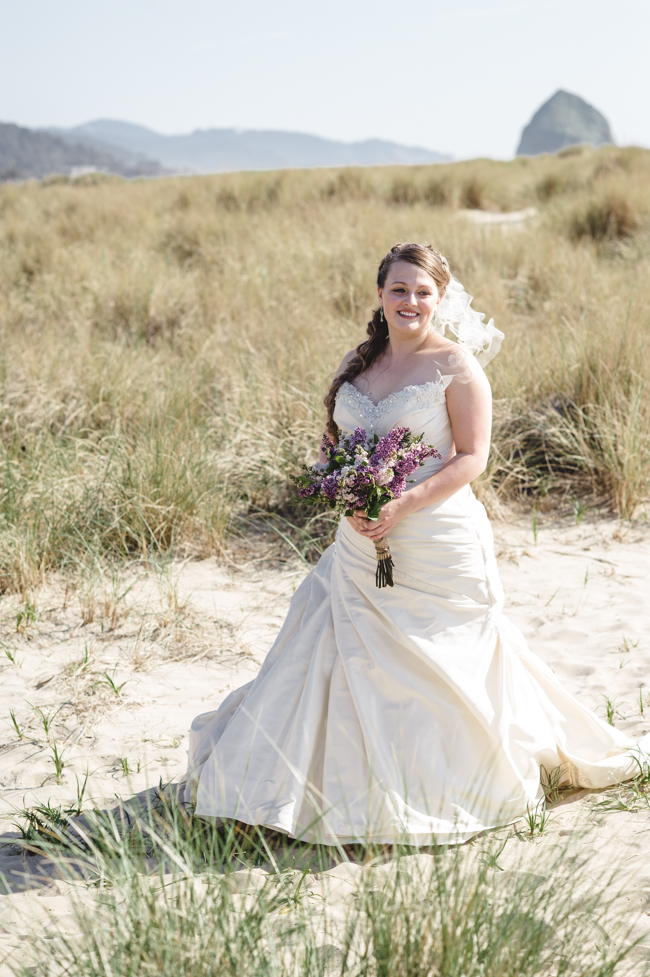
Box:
(517, 90, 613, 156)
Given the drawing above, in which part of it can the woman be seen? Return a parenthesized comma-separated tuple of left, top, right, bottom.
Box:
(179, 243, 649, 845)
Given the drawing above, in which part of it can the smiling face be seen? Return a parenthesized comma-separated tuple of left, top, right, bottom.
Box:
(378, 260, 440, 337)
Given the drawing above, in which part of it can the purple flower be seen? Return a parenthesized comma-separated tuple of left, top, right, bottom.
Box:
(321, 473, 340, 501)
(298, 483, 319, 498)
(373, 427, 408, 461)
(293, 424, 440, 515)
(349, 427, 369, 450)
(321, 434, 337, 456)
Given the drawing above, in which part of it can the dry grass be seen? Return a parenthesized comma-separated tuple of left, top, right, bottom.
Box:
(1, 144, 649, 590)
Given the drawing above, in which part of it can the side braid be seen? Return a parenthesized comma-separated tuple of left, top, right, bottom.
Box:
(323, 307, 388, 439)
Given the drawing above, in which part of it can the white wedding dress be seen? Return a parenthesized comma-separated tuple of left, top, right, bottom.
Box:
(180, 367, 649, 845)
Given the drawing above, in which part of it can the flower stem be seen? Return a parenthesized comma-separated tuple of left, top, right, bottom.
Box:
(374, 538, 395, 588)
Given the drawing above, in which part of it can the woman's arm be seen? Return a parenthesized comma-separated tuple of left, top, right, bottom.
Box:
(352, 367, 492, 541)
(409, 365, 492, 507)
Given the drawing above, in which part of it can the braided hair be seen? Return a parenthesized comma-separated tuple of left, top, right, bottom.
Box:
(324, 243, 451, 439)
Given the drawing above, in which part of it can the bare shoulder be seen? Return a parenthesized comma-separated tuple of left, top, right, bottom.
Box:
(425, 335, 458, 359)
(445, 353, 491, 420)
(334, 348, 358, 378)
(426, 341, 488, 387)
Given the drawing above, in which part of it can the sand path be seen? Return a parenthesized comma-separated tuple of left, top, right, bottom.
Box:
(1, 512, 650, 970)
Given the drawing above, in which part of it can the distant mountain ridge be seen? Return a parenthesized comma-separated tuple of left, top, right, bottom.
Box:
(48, 119, 452, 173)
(0, 121, 165, 180)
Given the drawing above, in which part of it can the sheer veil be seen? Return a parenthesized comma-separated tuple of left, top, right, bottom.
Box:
(433, 275, 504, 367)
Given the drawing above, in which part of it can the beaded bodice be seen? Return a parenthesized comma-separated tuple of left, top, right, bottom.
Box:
(335, 380, 447, 424)
(333, 378, 454, 483)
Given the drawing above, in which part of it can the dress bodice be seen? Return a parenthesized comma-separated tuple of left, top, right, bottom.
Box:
(334, 379, 454, 485)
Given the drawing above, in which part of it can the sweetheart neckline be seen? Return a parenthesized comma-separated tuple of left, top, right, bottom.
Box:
(339, 378, 445, 410)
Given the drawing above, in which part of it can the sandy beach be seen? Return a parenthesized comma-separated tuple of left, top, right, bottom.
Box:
(1, 510, 650, 971)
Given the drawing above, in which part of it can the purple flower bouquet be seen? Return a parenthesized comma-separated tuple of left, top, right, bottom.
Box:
(291, 426, 440, 588)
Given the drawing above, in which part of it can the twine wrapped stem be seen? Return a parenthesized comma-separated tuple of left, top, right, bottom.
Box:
(373, 538, 395, 588)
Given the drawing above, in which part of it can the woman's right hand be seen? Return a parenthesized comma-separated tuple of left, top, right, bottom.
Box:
(346, 510, 370, 535)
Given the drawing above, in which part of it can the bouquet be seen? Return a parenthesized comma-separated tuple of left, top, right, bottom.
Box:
(291, 426, 440, 588)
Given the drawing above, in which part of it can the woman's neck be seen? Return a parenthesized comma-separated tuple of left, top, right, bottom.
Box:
(385, 326, 436, 364)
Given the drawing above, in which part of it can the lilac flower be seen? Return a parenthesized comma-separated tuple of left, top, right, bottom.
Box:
(291, 425, 443, 589)
(292, 425, 441, 518)
(298, 483, 320, 498)
(349, 427, 369, 451)
(321, 434, 337, 456)
(374, 427, 409, 461)
(321, 473, 340, 501)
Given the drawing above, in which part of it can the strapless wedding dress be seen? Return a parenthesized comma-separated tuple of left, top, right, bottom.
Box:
(180, 378, 649, 844)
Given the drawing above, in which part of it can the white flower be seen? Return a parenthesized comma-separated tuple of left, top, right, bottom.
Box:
(375, 467, 393, 487)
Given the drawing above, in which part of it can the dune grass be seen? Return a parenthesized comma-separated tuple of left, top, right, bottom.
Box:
(0, 144, 649, 590)
(7, 788, 648, 977)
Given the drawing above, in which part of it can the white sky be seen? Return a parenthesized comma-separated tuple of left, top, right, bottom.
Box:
(1, 0, 648, 159)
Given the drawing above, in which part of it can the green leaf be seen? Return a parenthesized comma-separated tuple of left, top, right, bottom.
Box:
(366, 500, 382, 520)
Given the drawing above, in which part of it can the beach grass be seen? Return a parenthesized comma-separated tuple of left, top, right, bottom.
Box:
(0, 144, 649, 591)
(7, 789, 648, 977)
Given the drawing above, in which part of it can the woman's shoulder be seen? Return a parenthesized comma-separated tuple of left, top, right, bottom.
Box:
(334, 348, 358, 379)
(424, 340, 484, 383)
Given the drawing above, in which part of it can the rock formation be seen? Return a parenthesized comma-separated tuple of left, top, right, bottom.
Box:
(517, 90, 613, 156)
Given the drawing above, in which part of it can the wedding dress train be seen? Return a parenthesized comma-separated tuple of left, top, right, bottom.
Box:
(179, 372, 649, 844)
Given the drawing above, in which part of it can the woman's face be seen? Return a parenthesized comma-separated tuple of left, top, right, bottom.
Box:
(378, 261, 440, 337)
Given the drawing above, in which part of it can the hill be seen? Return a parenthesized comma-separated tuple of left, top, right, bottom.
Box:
(517, 90, 613, 156)
(0, 121, 164, 180)
(49, 118, 452, 173)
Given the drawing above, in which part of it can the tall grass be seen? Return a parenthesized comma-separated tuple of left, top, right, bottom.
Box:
(1, 144, 649, 589)
(8, 791, 647, 977)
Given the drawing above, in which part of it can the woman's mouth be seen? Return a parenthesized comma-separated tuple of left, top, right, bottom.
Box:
(398, 310, 418, 319)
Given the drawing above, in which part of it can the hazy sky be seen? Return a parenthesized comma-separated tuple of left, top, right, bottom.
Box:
(1, 0, 648, 159)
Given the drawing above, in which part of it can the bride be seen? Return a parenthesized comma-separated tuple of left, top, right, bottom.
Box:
(179, 242, 649, 845)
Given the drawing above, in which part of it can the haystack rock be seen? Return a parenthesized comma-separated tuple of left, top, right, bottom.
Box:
(517, 90, 613, 156)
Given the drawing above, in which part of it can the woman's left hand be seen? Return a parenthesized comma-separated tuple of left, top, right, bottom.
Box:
(356, 495, 415, 541)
